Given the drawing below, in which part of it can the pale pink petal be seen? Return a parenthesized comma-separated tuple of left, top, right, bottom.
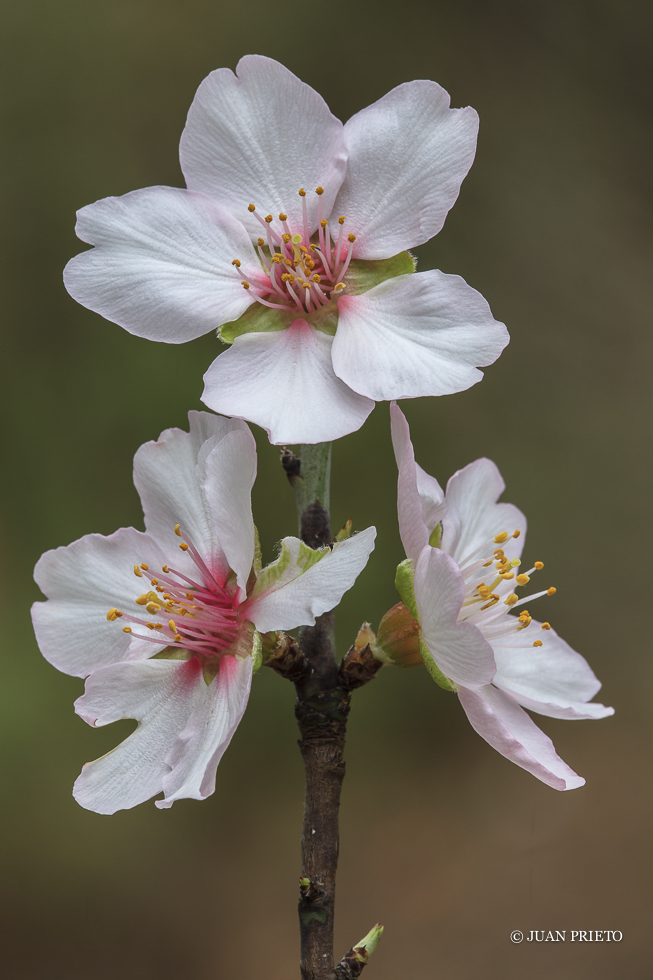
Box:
(64, 187, 259, 342)
(73, 658, 200, 813)
(180, 55, 347, 240)
(332, 271, 509, 400)
(389, 403, 429, 562)
(457, 684, 586, 790)
(415, 464, 445, 537)
(244, 529, 376, 633)
(331, 80, 478, 258)
(157, 655, 252, 808)
(493, 622, 614, 721)
(443, 457, 526, 564)
(202, 429, 257, 592)
(32, 528, 168, 678)
(133, 412, 249, 582)
(201, 319, 374, 445)
(414, 546, 495, 687)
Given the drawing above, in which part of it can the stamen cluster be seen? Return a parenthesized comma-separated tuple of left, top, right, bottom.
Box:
(106, 524, 240, 660)
(232, 187, 356, 315)
(455, 529, 556, 647)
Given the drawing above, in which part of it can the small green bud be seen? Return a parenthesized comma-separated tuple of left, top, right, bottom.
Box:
(354, 923, 384, 960)
(334, 518, 353, 542)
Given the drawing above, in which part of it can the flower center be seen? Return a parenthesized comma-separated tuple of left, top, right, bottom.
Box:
(106, 524, 241, 661)
(455, 530, 556, 648)
(232, 187, 356, 316)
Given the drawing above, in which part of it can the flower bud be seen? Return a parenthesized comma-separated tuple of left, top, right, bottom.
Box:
(373, 602, 423, 668)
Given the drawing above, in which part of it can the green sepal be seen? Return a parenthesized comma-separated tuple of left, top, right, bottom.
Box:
(394, 559, 420, 623)
(250, 631, 263, 674)
(150, 646, 192, 662)
(219, 302, 294, 345)
(334, 518, 353, 542)
(419, 637, 456, 692)
(345, 251, 416, 296)
(429, 522, 443, 548)
(253, 525, 262, 575)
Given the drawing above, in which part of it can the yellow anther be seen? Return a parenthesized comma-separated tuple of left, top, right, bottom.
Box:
(145, 601, 161, 614)
(541, 622, 551, 630)
(146, 623, 155, 630)
(282, 233, 291, 243)
(257, 237, 265, 247)
(515, 574, 530, 586)
(264, 214, 273, 223)
(155, 586, 164, 593)
(154, 624, 163, 630)
(338, 215, 346, 224)
(500, 572, 515, 580)
(533, 640, 543, 647)
(247, 203, 256, 212)
(231, 259, 241, 267)
(512, 529, 521, 538)
(162, 593, 171, 600)
(174, 525, 182, 537)
(169, 620, 177, 632)
(179, 542, 189, 552)
(504, 594, 519, 606)
(312, 274, 321, 283)
(494, 532, 509, 544)
(106, 608, 123, 621)
(174, 634, 183, 642)
(347, 233, 356, 243)
(298, 187, 306, 197)
(150, 578, 158, 586)
(482, 560, 493, 567)
(140, 563, 149, 570)
(481, 595, 500, 610)
(333, 282, 346, 292)
(534, 561, 544, 570)
(493, 549, 505, 558)
(133, 564, 143, 578)
(315, 186, 324, 195)
(241, 281, 250, 289)
(284, 257, 292, 266)
(278, 212, 288, 221)
(547, 587, 557, 595)
(291, 233, 303, 245)
(135, 595, 149, 606)
(122, 626, 132, 634)
(271, 254, 283, 264)
(320, 219, 328, 228)
(162, 565, 169, 573)
(281, 273, 292, 282)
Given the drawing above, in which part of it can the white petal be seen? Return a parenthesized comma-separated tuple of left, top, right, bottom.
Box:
(332, 271, 509, 400)
(244, 529, 376, 633)
(202, 429, 257, 592)
(414, 546, 495, 688)
(457, 684, 586, 791)
(158, 654, 252, 808)
(64, 186, 258, 342)
(73, 658, 205, 813)
(201, 319, 374, 444)
(331, 80, 478, 258)
(133, 412, 249, 583)
(180, 55, 347, 240)
(389, 403, 430, 563)
(443, 457, 526, 564)
(32, 528, 168, 678)
(493, 622, 614, 721)
(415, 463, 446, 537)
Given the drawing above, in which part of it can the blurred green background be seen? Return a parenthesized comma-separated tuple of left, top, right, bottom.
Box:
(2, 1, 651, 977)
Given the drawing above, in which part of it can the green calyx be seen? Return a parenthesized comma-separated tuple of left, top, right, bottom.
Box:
(394, 559, 456, 692)
(218, 250, 415, 345)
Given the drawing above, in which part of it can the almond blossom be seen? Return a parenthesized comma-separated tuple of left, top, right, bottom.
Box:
(388, 404, 613, 790)
(63, 55, 509, 445)
(31, 412, 376, 813)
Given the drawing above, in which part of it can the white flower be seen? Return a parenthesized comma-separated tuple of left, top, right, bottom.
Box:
(64, 55, 509, 445)
(32, 412, 376, 813)
(390, 404, 613, 791)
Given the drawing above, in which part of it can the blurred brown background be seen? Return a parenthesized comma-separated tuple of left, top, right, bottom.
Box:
(1, 1, 651, 977)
